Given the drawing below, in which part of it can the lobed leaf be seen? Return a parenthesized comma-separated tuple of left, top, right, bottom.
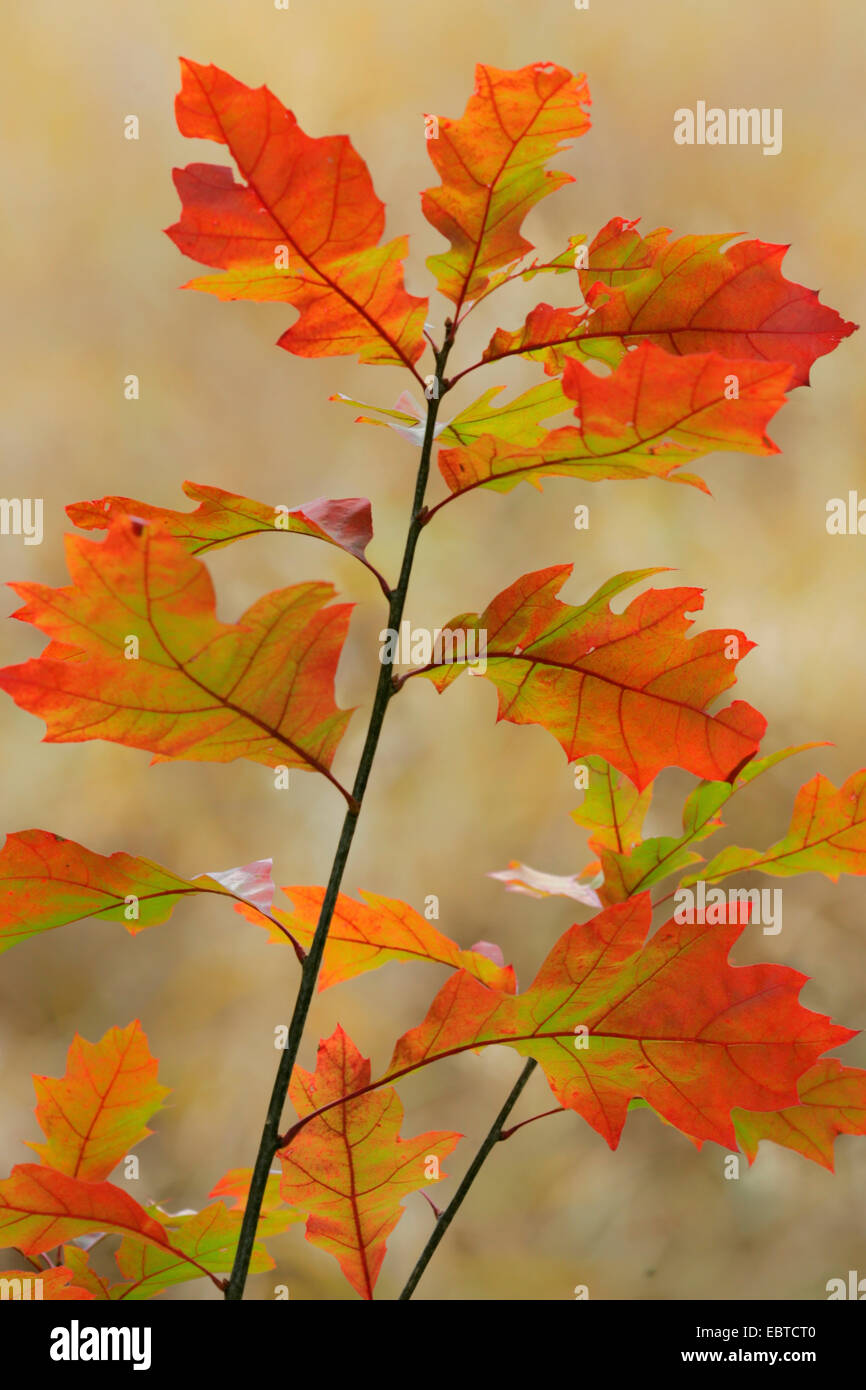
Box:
(484, 216, 857, 385)
(384, 895, 854, 1149)
(422, 61, 591, 308)
(415, 565, 766, 790)
(167, 60, 427, 368)
(279, 1027, 459, 1299)
(236, 884, 516, 991)
(0, 828, 276, 954)
(689, 769, 866, 885)
(0, 1165, 171, 1257)
(68, 482, 374, 564)
(26, 1021, 168, 1182)
(733, 1060, 866, 1170)
(598, 745, 826, 902)
(438, 344, 791, 499)
(0, 518, 353, 787)
(60, 1246, 114, 1300)
(110, 1201, 296, 1300)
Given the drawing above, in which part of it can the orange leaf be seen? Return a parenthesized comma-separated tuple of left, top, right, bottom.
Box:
(491, 216, 856, 385)
(209, 1169, 285, 1216)
(688, 769, 866, 884)
(417, 566, 766, 790)
(167, 60, 427, 368)
(67, 483, 374, 563)
(734, 1060, 866, 1170)
(278, 1027, 460, 1299)
(0, 829, 276, 953)
(0, 517, 353, 789)
(0, 1165, 170, 1257)
(61, 1246, 113, 1300)
(111, 1201, 297, 1299)
(439, 343, 790, 498)
(237, 885, 516, 992)
(26, 1022, 168, 1182)
(384, 896, 854, 1149)
(422, 61, 591, 308)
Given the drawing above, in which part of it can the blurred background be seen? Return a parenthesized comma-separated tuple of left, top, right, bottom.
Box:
(1, 0, 865, 1300)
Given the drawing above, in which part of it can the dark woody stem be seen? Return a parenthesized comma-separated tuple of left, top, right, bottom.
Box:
(225, 326, 455, 1300)
(398, 1059, 538, 1300)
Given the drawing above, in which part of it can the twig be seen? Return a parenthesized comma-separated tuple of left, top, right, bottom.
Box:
(398, 1058, 537, 1300)
(224, 325, 456, 1300)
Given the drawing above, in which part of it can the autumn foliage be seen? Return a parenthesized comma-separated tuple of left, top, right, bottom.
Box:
(0, 58, 861, 1301)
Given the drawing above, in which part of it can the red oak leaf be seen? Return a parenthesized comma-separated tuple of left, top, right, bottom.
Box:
(438, 343, 791, 498)
(67, 483, 374, 564)
(111, 1201, 297, 1300)
(0, 518, 354, 792)
(415, 566, 766, 789)
(0, 829, 278, 953)
(688, 769, 866, 885)
(384, 895, 854, 1149)
(422, 61, 591, 309)
(734, 1060, 866, 1170)
(167, 60, 427, 368)
(236, 884, 516, 992)
(486, 217, 856, 385)
(26, 1022, 168, 1182)
(0, 1165, 171, 1257)
(278, 1026, 460, 1299)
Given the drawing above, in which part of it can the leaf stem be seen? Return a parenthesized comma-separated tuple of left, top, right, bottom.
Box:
(398, 1058, 537, 1300)
(499, 1105, 566, 1142)
(224, 326, 455, 1301)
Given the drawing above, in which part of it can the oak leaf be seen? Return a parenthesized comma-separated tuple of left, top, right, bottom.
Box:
(167, 60, 427, 368)
(733, 1060, 866, 1170)
(0, 829, 277, 953)
(422, 61, 591, 308)
(278, 1026, 460, 1299)
(687, 770, 866, 885)
(384, 895, 853, 1148)
(236, 885, 516, 991)
(415, 565, 766, 789)
(67, 483, 374, 566)
(26, 1021, 168, 1182)
(110, 1201, 297, 1300)
(0, 1165, 171, 1257)
(484, 216, 857, 385)
(0, 518, 353, 788)
(596, 746, 825, 902)
(438, 344, 791, 498)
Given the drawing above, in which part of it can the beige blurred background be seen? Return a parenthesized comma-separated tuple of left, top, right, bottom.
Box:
(1, 0, 865, 1301)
